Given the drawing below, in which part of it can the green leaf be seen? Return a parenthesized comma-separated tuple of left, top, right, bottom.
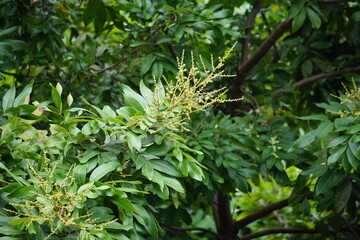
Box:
(0, 40, 24, 52)
(0, 26, 18, 37)
(310, 41, 331, 49)
(140, 80, 153, 106)
(74, 163, 89, 185)
(101, 152, 118, 162)
(140, 54, 156, 76)
(78, 182, 94, 194)
(178, 160, 188, 176)
(301, 59, 313, 77)
(211, 9, 230, 19)
(84, 0, 98, 25)
(349, 142, 360, 159)
(346, 147, 358, 170)
(315, 168, 343, 195)
(0, 226, 20, 235)
(101, 105, 116, 118)
(0, 163, 29, 186)
(351, 11, 360, 22)
(89, 162, 119, 182)
(342, 155, 351, 173)
(156, 37, 172, 44)
(292, 8, 307, 33)
(174, 24, 185, 40)
(79, 149, 100, 163)
(350, 135, 360, 143)
(0, 42, 13, 53)
(116, 106, 137, 119)
(262, 148, 273, 159)
(130, 41, 149, 47)
(188, 161, 204, 181)
(104, 221, 133, 231)
(2, 85, 15, 111)
(327, 136, 349, 148)
(152, 171, 165, 191)
(6, 40, 25, 51)
(237, 176, 249, 193)
(94, 0, 107, 34)
(152, 61, 163, 80)
(291, 131, 316, 149)
(153, 160, 181, 177)
(142, 161, 154, 180)
(112, 197, 136, 211)
(307, 7, 321, 29)
(346, 124, 360, 134)
(302, 198, 310, 215)
(126, 131, 142, 151)
(300, 164, 328, 176)
(163, 176, 185, 193)
(145, 212, 159, 238)
(297, 114, 328, 121)
(288, 0, 305, 19)
(154, 80, 165, 103)
(172, 147, 183, 161)
(334, 181, 352, 213)
(123, 84, 147, 110)
(315, 121, 333, 139)
(8, 217, 31, 226)
(13, 84, 33, 107)
(327, 145, 346, 164)
(7, 186, 36, 199)
(122, 87, 146, 114)
(316, 102, 342, 113)
(51, 85, 62, 111)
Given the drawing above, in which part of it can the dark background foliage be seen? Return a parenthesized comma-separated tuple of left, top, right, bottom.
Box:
(1, 0, 360, 239)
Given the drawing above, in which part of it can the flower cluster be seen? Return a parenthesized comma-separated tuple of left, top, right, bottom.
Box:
(148, 44, 240, 132)
(6, 163, 115, 239)
(330, 79, 360, 118)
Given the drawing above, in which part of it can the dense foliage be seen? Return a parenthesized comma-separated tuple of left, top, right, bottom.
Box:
(1, 0, 360, 239)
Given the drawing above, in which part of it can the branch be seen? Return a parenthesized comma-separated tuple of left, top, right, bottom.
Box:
(231, 20, 291, 102)
(294, 65, 360, 88)
(241, 0, 264, 63)
(341, 215, 360, 240)
(237, 227, 317, 240)
(316, 0, 353, 4)
(212, 192, 236, 236)
(0, 70, 17, 76)
(260, 12, 279, 64)
(160, 223, 221, 239)
(237, 20, 291, 77)
(235, 198, 289, 230)
(95, 48, 138, 75)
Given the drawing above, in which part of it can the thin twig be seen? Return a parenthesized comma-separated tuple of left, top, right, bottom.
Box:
(0, 70, 16, 76)
(231, 20, 292, 103)
(341, 215, 360, 240)
(237, 20, 291, 78)
(241, 0, 264, 63)
(234, 198, 289, 230)
(316, 0, 353, 4)
(96, 48, 138, 75)
(260, 12, 279, 64)
(234, 192, 313, 231)
(237, 227, 317, 240)
(294, 65, 360, 88)
(159, 223, 221, 239)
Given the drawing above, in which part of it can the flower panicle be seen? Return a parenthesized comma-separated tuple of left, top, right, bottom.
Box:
(144, 43, 240, 134)
(330, 78, 360, 118)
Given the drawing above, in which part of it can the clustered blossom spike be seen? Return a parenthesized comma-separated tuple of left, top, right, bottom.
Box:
(5, 162, 116, 240)
(329, 79, 360, 117)
(148, 43, 241, 133)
